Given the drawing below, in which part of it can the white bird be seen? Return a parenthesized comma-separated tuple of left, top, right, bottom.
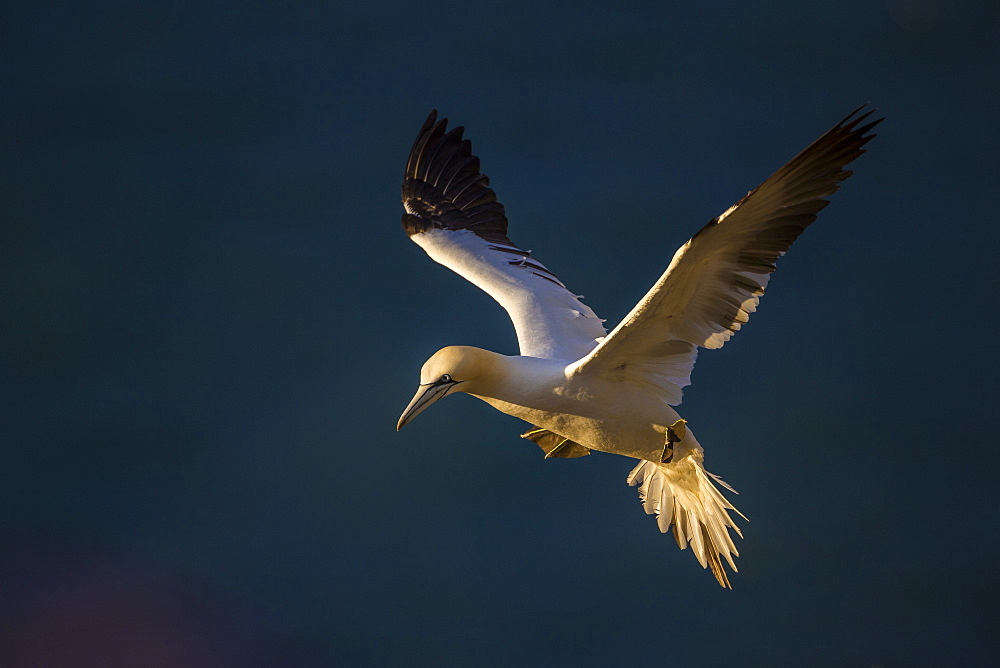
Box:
(396, 106, 880, 587)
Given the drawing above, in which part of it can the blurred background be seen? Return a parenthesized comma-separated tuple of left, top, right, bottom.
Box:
(3, 1, 998, 665)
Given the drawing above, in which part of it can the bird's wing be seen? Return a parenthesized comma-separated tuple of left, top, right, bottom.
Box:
(402, 111, 606, 360)
(571, 106, 881, 405)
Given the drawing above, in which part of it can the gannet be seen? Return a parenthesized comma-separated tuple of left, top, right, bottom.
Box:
(396, 106, 880, 588)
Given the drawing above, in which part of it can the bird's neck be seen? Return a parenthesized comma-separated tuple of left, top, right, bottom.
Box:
(466, 352, 566, 405)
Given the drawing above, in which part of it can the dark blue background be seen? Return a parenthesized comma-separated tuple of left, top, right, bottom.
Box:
(4, 1, 998, 665)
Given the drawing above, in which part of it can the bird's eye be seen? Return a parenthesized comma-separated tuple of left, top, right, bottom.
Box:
(440, 374, 452, 383)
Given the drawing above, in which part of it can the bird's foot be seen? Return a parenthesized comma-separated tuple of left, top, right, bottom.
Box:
(521, 426, 591, 458)
(661, 419, 687, 463)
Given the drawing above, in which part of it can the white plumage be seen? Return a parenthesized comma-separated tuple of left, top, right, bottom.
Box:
(396, 106, 880, 587)
(410, 228, 606, 361)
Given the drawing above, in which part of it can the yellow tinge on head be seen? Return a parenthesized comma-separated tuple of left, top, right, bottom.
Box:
(397, 346, 496, 431)
(419, 346, 489, 385)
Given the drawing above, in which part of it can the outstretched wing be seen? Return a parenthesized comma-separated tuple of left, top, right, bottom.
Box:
(571, 106, 882, 405)
(401, 110, 606, 360)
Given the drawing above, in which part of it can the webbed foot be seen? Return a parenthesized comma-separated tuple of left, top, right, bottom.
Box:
(661, 418, 687, 463)
(521, 427, 591, 458)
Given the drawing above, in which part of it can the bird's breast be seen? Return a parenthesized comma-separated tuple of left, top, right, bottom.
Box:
(475, 376, 683, 462)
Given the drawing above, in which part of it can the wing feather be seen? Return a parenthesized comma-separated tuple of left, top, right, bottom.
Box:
(401, 111, 606, 360)
(572, 106, 882, 403)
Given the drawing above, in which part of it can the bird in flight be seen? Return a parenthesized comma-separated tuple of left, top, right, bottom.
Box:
(396, 106, 880, 587)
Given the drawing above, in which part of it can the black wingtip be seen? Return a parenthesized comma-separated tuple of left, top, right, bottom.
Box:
(401, 111, 513, 246)
(838, 103, 884, 137)
(418, 109, 440, 143)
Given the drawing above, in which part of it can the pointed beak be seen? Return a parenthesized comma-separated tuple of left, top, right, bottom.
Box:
(396, 380, 457, 431)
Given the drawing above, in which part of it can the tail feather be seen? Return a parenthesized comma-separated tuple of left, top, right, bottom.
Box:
(628, 455, 746, 589)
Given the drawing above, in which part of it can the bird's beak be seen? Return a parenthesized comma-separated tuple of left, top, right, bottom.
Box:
(396, 380, 457, 431)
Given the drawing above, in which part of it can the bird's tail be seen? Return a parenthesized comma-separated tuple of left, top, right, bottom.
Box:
(627, 440, 746, 588)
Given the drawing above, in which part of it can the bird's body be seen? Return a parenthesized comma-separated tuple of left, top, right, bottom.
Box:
(396, 107, 880, 587)
(461, 350, 681, 462)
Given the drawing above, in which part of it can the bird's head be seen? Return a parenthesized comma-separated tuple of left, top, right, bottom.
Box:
(396, 346, 491, 430)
